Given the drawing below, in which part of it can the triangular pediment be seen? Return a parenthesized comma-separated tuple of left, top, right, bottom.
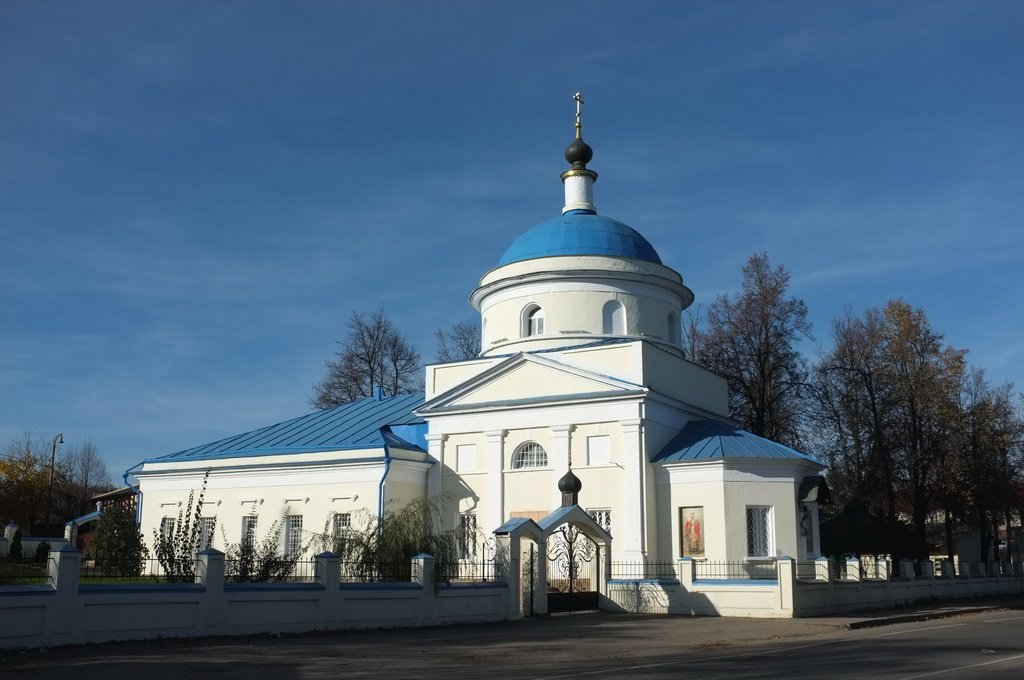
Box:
(417, 353, 645, 415)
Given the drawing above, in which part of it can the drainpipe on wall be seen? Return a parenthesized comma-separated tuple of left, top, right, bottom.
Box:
(123, 470, 143, 525)
(377, 435, 392, 528)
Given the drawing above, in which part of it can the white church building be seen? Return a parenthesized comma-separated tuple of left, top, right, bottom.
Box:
(128, 102, 827, 576)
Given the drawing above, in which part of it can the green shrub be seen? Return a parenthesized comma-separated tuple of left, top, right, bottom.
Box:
(151, 471, 212, 582)
(33, 541, 50, 562)
(9, 529, 22, 559)
(93, 503, 149, 577)
(341, 496, 461, 583)
(223, 512, 305, 583)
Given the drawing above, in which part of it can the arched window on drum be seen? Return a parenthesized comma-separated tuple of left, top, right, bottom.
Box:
(602, 300, 625, 335)
(667, 311, 680, 345)
(522, 305, 545, 337)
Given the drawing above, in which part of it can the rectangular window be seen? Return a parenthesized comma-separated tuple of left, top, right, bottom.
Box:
(586, 435, 610, 465)
(241, 515, 258, 546)
(588, 508, 612, 535)
(746, 506, 773, 557)
(160, 517, 175, 541)
(285, 514, 304, 557)
(529, 313, 544, 336)
(456, 443, 477, 472)
(332, 512, 351, 557)
(458, 513, 477, 560)
(199, 516, 216, 550)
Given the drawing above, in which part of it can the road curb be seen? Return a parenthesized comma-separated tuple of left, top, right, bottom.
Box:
(844, 605, 1006, 629)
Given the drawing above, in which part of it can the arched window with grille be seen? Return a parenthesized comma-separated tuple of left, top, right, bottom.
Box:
(510, 441, 548, 469)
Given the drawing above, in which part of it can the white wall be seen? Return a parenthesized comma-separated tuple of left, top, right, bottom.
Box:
(0, 549, 508, 649)
(135, 451, 431, 558)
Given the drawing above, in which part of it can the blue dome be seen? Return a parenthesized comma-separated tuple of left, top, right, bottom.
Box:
(498, 212, 663, 266)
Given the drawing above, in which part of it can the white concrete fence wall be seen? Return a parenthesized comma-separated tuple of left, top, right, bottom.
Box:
(0, 546, 509, 649)
(604, 556, 1024, 618)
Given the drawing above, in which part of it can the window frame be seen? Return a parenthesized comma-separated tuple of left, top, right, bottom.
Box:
(523, 305, 545, 337)
(332, 512, 351, 557)
(285, 514, 304, 557)
(458, 513, 478, 560)
(586, 434, 611, 466)
(241, 515, 258, 546)
(588, 508, 612, 535)
(456, 443, 477, 472)
(745, 506, 773, 558)
(160, 517, 175, 541)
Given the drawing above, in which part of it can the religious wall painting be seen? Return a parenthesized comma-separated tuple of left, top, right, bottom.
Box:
(680, 506, 704, 557)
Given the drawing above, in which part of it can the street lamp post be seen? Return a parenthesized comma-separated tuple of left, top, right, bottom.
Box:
(46, 433, 63, 534)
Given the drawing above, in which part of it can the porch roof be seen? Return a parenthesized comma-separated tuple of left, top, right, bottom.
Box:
(652, 419, 821, 464)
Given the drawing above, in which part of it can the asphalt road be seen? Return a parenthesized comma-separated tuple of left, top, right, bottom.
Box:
(3, 607, 1023, 679)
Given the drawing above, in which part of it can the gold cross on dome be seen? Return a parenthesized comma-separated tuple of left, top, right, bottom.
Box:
(573, 91, 584, 138)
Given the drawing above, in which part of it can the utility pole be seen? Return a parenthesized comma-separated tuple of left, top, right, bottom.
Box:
(46, 433, 63, 534)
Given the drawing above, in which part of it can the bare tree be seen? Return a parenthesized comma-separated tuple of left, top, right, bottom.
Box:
(810, 300, 974, 555)
(61, 440, 111, 519)
(693, 253, 812, 446)
(312, 309, 421, 409)
(946, 369, 1023, 562)
(680, 304, 703, 360)
(434, 322, 481, 362)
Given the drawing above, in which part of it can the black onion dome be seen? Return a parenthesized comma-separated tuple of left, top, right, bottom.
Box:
(558, 468, 582, 495)
(564, 137, 593, 167)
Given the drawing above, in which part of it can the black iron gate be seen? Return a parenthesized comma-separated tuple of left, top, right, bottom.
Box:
(546, 523, 599, 613)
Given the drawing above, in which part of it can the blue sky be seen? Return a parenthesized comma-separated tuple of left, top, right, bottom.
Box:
(2, 1, 1022, 480)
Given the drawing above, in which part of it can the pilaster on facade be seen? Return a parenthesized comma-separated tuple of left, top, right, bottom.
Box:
(620, 418, 646, 561)
(485, 429, 506, 530)
(425, 433, 446, 501)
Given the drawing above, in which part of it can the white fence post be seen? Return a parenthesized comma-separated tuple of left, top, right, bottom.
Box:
(412, 553, 438, 624)
(845, 557, 861, 582)
(778, 556, 795, 616)
(899, 559, 915, 579)
(316, 551, 341, 627)
(46, 544, 82, 641)
(677, 556, 695, 589)
(814, 555, 831, 581)
(197, 548, 225, 634)
(494, 535, 522, 620)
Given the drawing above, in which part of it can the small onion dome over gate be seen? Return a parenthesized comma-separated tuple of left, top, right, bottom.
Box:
(558, 466, 582, 507)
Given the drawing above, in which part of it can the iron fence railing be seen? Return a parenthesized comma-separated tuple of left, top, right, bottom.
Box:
(339, 560, 412, 583)
(694, 560, 778, 580)
(857, 556, 889, 580)
(224, 558, 318, 583)
(794, 560, 833, 581)
(80, 557, 167, 583)
(452, 559, 497, 582)
(0, 557, 51, 585)
(609, 561, 678, 579)
(79, 556, 201, 583)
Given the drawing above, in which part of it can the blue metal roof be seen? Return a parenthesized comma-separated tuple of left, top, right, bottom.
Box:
(498, 211, 663, 266)
(652, 420, 820, 464)
(148, 393, 426, 463)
